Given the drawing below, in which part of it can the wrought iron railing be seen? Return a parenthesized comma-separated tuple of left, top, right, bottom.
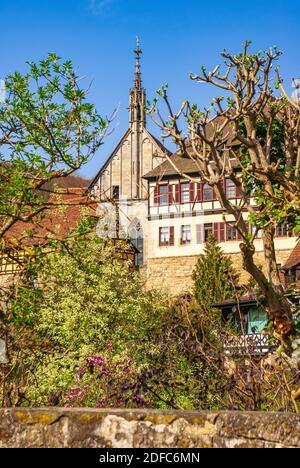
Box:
(223, 333, 276, 356)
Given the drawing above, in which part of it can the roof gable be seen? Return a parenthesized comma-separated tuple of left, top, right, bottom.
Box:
(87, 128, 131, 193)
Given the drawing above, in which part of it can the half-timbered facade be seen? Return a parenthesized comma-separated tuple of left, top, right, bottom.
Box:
(143, 156, 297, 270)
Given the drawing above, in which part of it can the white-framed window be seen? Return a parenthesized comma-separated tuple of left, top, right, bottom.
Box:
(181, 183, 190, 204)
(158, 185, 169, 205)
(275, 222, 293, 238)
(226, 179, 236, 199)
(181, 225, 191, 245)
(227, 224, 238, 241)
(159, 226, 174, 246)
(203, 184, 214, 201)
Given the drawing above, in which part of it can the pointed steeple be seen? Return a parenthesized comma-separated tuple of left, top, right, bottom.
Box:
(134, 36, 142, 89)
(129, 37, 146, 127)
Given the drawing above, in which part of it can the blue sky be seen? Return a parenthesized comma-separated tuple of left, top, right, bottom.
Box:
(0, 0, 298, 178)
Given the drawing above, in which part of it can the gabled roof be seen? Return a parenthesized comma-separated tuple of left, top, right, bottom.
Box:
(146, 130, 172, 157)
(143, 153, 200, 180)
(87, 127, 171, 193)
(4, 189, 97, 247)
(87, 128, 131, 193)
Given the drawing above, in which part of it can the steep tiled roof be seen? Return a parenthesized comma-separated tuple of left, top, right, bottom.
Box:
(147, 132, 172, 157)
(87, 128, 171, 193)
(282, 239, 300, 270)
(4, 189, 97, 247)
(143, 153, 200, 179)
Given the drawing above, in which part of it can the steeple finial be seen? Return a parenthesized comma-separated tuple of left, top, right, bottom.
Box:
(134, 36, 142, 55)
(129, 37, 146, 128)
(133, 36, 142, 88)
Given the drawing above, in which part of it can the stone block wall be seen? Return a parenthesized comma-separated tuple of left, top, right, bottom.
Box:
(0, 409, 299, 448)
(145, 249, 293, 296)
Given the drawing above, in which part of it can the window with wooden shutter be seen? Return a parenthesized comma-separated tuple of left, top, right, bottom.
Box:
(159, 227, 175, 247)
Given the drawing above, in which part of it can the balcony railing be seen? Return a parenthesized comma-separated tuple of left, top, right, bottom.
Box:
(223, 333, 277, 356)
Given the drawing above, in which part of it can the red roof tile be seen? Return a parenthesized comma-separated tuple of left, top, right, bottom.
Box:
(4, 189, 98, 247)
(283, 239, 300, 270)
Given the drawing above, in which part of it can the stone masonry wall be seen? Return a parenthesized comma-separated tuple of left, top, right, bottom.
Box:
(145, 249, 292, 296)
(0, 409, 299, 448)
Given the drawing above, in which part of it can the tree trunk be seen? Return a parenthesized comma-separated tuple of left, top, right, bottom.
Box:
(240, 241, 294, 341)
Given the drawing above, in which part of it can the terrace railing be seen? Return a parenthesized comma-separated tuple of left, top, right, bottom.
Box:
(223, 333, 276, 356)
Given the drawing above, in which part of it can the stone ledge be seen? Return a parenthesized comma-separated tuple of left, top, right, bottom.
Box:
(0, 409, 299, 448)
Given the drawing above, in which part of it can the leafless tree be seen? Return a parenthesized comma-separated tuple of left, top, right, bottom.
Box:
(147, 41, 300, 346)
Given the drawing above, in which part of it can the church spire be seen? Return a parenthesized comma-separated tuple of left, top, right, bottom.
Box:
(129, 37, 146, 127)
(134, 36, 142, 89)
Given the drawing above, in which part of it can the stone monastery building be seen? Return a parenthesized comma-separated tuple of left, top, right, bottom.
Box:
(88, 44, 298, 296)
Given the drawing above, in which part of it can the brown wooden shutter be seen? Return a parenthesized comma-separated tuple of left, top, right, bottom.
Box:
(213, 186, 217, 201)
(154, 185, 159, 205)
(168, 185, 173, 205)
(175, 184, 180, 203)
(222, 179, 226, 195)
(169, 226, 175, 246)
(219, 222, 225, 242)
(197, 183, 203, 202)
(214, 223, 220, 243)
(237, 230, 243, 240)
(190, 183, 195, 203)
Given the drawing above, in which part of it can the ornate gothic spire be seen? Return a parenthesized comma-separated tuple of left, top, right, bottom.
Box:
(129, 37, 146, 127)
(134, 36, 142, 89)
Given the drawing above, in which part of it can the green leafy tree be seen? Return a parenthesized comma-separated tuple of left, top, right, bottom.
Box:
(0, 53, 107, 248)
(0, 226, 167, 407)
(193, 235, 239, 309)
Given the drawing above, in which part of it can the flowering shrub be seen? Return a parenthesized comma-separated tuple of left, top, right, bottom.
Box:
(64, 344, 152, 409)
